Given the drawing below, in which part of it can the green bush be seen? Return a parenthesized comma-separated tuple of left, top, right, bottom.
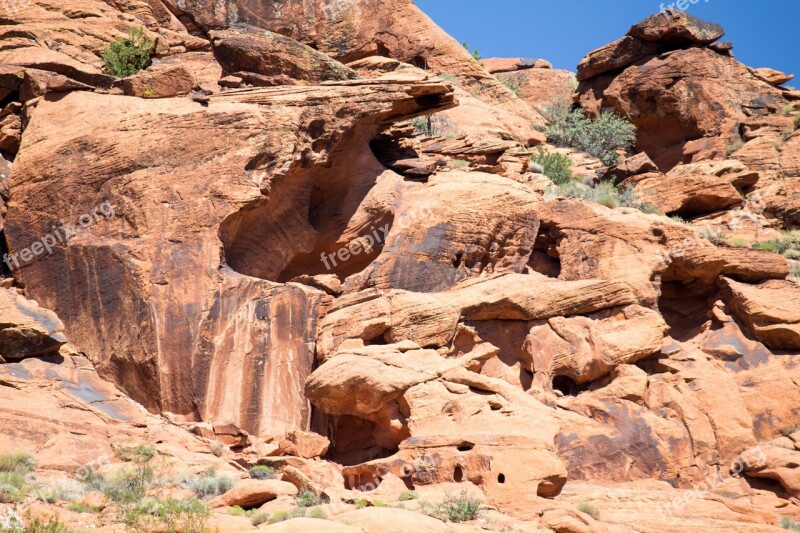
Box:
(101, 28, 155, 78)
(269, 508, 306, 524)
(542, 102, 636, 165)
(398, 491, 418, 501)
(577, 502, 600, 520)
(531, 148, 573, 184)
(124, 497, 210, 533)
(728, 237, 749, 248)
(296, 488, 325, 507)
(250, 512, 269, 526)
(114, 444, 156, 464)
(462, 42, 481, 60)
(790, 262, 800, 282)
(421, 490, 481, 523)
(754, 241, 784, 253)
(411, 114, 458, 138)
(249, 465, 275, 480)
(308, 507, 325, 518)
(0, 452, 35, 474)
(16, 512, 73, 533)
(781, 516, 800, 531)
(86, 465, 152, 505)
(186, 469, 234, 499)
(65, 502, 104, 514)
(499, 74, 522, 97)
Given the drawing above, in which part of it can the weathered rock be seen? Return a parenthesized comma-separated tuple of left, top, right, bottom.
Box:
(576, 36, 659, 81)
(120, 64, 195, 98)
(628, 10, 724, 45)
(210, 27, 357, 85)
(333, 507, 449, 532)
(6, 76, 455, 436)
(633, 171, 743, 216)
(0, 289, 67, 360)
(482, 57, 551, 73)
(578, 46, 787, 170)
(750, 67, 794, 87)
(277, 430, 330, 459)
(209, 479, 298, 508)
(720, 277, 800, 350)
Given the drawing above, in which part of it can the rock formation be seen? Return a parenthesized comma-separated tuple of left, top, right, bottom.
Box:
(0, 2, 798, 532)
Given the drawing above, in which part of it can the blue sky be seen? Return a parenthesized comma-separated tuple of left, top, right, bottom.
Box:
(415, 0, 799, 82)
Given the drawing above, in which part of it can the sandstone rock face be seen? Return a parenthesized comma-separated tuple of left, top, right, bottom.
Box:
(720, 278, 800, 350)
(577, 12, 788, 170)
(209, 479, 298, 508)
(6, 75, 456, 436)
(3, 2, 800, 532)
(173, 0, 545, 144)
(210, 27, 357, 85)
(0, 289, 66, 360)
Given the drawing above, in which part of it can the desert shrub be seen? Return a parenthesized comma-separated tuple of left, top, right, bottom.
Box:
(398, 491, 418, 501)
(577, 502, 600, 520)
(65, 502, 103, 514)
(728, 237, 749, 247)
(790, 262, 800, 282)
(16, 512, 73, 533)
(781, 516, 800, 531)
(727, 139, 745, 155)
(354, 498, 368, 509)
(114, 444, 156, 464)
(499, 73, 522, 97)
(421, 490, 481, 523)
(308, 508, 325, 518)
(0, 471, 25, 503)
(714, 490, 738, 499)
(544, 179, 659, 214)
(450, 159, 470, 169)
(249, 465, 275, 480)
(269, 508, 306, 524)
(35, 478, 86, 503)
(411, 114, 458, 137)
(250, 512, 269, 526)
(86, 465, 153, 505)
(101, 28, 154, 78)
(296, 488, 325, 507)
(124, 497, 210, 533)
(754, 241, 783, 253)
(0, 452, 35, 474)
(542, 102, 636, 165)
(187, 470, 234, 499)
(462, 42, 481, 60)
(531, 148, 573, 184)
(699, 228, 730, 246)
(227, 505, 246, 517)
(596, 193, 618, 209)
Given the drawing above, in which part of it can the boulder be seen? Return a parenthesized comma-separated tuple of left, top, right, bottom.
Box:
(210, 28, 357, 85)
(277, 431, 330, 459)
(120, 64, 196, 98)
(720, 278, 800, 350)
(750, 67, 794, 87)
(209, 479, 298, 509)
(633, 171, 743, 216)
(0, 289, 67, 360)
(481, 57, 550, 73)
(576, 36, 659, 81)
(628, 10, 724, 45)
(578, 43, 787, 170)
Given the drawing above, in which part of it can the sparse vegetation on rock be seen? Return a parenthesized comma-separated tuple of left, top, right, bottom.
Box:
(542, 101, 637, 165)
(101, 28, 154, 78)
